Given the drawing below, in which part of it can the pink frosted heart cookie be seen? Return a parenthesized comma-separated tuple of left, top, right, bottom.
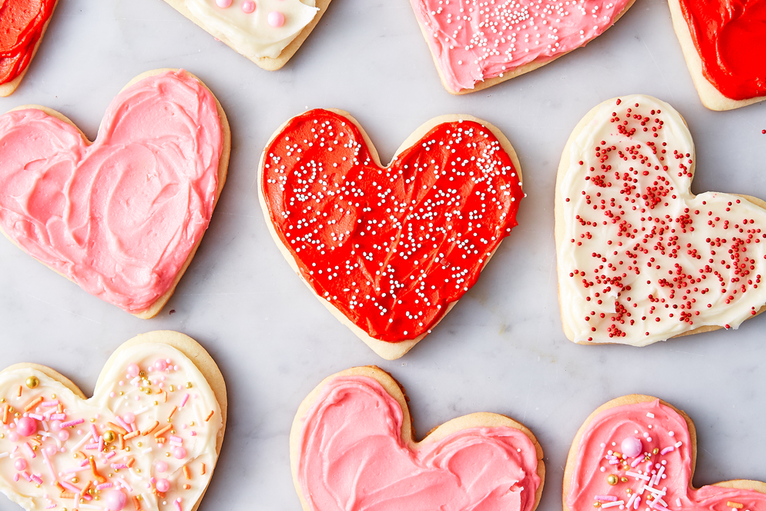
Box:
(555, 94, 766, 345)
(0, 330, 227, 511)
(409, 0, 636, 94)
(0, 69, 230, 318)
(564, 395, 766, 511)
(290, 366, 545, 511)
(163, 0, 332, 70)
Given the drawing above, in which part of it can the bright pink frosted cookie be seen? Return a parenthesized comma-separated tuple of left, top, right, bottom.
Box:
(410, 0, 636, 94)
(0, 69, 230, 318)
(564, 395, 766, 511)
(0, 330, 227, 511)
(291, 366, 545, 511)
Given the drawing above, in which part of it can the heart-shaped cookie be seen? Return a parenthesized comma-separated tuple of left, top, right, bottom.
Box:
(564, 395, 766, 511)
(290, 366, 545, 511)
(0, 0, 59, 97)
(0, 69, 230, 318)
(259, 109, 524, 359)
(409, 0, 636, 94)
(163, 0, 332, 71)
(667, 0, 766, 111)
(0, 330, 227, 511)
(555, 94, 766, 346)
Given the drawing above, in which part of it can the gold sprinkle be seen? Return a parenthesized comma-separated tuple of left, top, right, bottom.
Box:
(652, 448, 659, 455)
(90, 418, 96, 423)
(594, 503, 601, 508)
(154, 401, 159, 406)
(125, 447, 130, 452)
(727, 503, 744, 509)
(621, 477, 628, 483)
(185, 382, 192, 389)
(139, 371, 146, 378)
(102, 431, 116, 443)
(0, 398, 4, 403)
(165, 452, 171, 457)
(607, 475, 618, 486)
(51, 394, 56, 399)
(119, 391, 124, 396)
(71, 477, 78, 483)
(169, 385, 175, 392)
(137, 442, 143, 448)
(189, 422, 195, 427)
(25, 376, 40, 389)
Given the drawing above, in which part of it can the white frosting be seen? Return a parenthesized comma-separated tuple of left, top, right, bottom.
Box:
(185, 0, 318, 59)
(0, 343, 222, 511)
(557, 94, 766, 345)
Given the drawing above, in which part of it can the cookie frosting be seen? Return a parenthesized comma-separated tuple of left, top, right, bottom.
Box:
(262, 109, 523, 342)
(0, 69, 223, 314)
(184, 0, 318, 59)
(297, 375, 541, 511)
(676, 0, 766, 101)
(410, 0, 633, 92)
(0, 343, 222, 511)
(557, 95, 766, 345)
(567, 399, 766, 511)
(0, 0, 56, 87)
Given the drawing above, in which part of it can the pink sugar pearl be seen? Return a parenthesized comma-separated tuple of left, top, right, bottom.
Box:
(17, 417, 37, 437)
(242, 1, 255, 13)
(156, 478, 170, 493)
(268, 11, 285, 27)
(105, 490, 127, 511)
(14, 459, 27, 471)
(216, 0, 232, 7)
(621, 437, 643, 458)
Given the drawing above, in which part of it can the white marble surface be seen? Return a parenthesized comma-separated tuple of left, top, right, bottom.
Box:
(1, 0, 766, 510)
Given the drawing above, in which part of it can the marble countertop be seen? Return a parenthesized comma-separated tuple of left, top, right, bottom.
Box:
(1, 0, 765, 510)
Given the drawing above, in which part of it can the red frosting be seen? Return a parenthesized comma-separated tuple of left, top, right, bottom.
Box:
(262, 110, 523, 342)
(678, 0, 766, 100)
(0, 0, 57, 86)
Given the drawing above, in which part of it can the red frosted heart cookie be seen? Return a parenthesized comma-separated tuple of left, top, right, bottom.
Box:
(163, 0, 332, 71)
(0, 0, 58, 97)
(0, 69, 230, 318)
(0, 330, 226, 511)
(409, 0, 636, 94)
(290, 366, 545, 511)
(564, 395, 766, 511)
(555, 95, 766, 345)
(260, 109, 524, 359)
(668, 0, 766, 110)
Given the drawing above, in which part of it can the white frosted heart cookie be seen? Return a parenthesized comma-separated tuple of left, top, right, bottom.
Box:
(0, 330, 226, 511)
(0, 69, 230, 318)
(555, 94, 766, 345)
(163, 0, 332, 70)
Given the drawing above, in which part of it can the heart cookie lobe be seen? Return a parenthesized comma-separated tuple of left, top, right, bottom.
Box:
(564, 396, 766, 511)
(163, 0, 331, 71)
(555, 95, 766, 345)
(0, 330, 226, 511)
(667, 0, 766, 110)
(0, 69, 230, 318)
(0, 0, 58, 97)
(260, 109, 524, 359)
(291, 366, 545, 511)
(409, 0, 636, 94)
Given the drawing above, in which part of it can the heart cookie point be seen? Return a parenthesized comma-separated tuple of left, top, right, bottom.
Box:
(291, 366, 545, 511)
(564, 396, 766, 511)
(0, 69, 230, 318)
(556, 94, 766, 346)
(0, 331, 226, 511)
(410, 0, 636, 93)
(260, 109, 524, 358)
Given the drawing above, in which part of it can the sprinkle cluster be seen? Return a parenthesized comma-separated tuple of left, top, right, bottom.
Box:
(0, 356, 217, 511)
(262, 110, 524, 341)
(562, 98, 766, 343)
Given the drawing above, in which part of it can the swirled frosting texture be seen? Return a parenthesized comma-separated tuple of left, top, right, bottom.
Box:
(557, 95, 766, 345)
(0, 0, 56, 86)
(677, 0, 766, 100)
(567, 399, 766, 511)
(297, 375, 541, 511)
(410, 0, 634, 92)
(0, 70, 223, 313)
(262, 109, 523, 342)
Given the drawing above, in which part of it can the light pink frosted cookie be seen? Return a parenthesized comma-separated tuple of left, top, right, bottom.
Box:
(0, 330, 227, 511)
(0, 69, 230, 318)
(409, 0, 636, 94)
(290, 366, 545, 511)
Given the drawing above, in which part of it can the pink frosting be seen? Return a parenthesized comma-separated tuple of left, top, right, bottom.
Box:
(411, 0, 633, 92)
(297, 375, 541, 511)
(567, 400, 766, 511)
(0, 70, 223, 313)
